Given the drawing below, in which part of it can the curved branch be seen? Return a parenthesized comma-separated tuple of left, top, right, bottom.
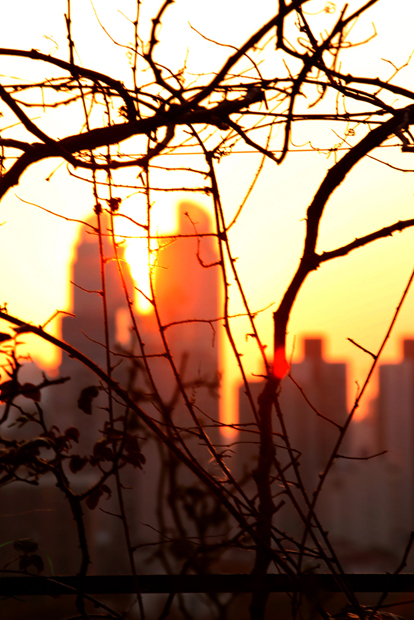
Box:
(329, 69, 414, 104)
(275, 0, 382, 164)
(226, 119, 277, 162)
(0, 308, 304, 586)
(304, 109, 412, 257)
(0, 47, 136, 121)
(0, 309, 225, 500)
(0, 91, 264, 200)
(0, 139, 33, 152)
(273, 105, 414, 366)
(318, 218, 414, 264)
(143, 0, 182, 99)
(188, 0, 309, 108)
(0, 83, 80, 168)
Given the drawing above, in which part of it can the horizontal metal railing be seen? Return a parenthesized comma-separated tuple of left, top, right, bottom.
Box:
(1, 574, 414, 596)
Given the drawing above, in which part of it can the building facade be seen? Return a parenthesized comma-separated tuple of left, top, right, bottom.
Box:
(45, 202, 220, 574)
(236, 337, 414, 572)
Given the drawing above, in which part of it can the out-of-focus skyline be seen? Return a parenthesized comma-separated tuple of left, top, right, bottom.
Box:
(0, 1, 414, 423)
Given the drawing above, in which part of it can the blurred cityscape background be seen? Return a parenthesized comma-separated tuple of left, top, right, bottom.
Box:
(1, 203, 414, 578)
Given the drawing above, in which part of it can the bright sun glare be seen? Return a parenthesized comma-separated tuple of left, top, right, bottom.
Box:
(124, 239, 154, 314)
(122, 199, 178, 315)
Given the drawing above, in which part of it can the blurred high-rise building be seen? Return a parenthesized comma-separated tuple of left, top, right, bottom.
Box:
(130, 202, 222, 569)
(45, 202, 220, 573)
(0, 202, 221, 576)
(236, 336, 414, 572)
(237, 338, 348, 548)
(375, 339, 414, 557)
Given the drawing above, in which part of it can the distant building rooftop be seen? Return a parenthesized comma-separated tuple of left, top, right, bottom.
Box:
(403, 338, 414, 360)
(304, 337, 323, 360)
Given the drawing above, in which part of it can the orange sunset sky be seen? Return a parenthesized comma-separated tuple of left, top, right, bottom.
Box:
(0, 0, 413, 425)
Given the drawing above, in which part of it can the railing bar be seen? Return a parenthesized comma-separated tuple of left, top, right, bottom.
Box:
(1, 574, 414, 595)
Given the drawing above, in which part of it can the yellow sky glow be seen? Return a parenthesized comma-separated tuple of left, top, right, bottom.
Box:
(0, 1, 413, 428)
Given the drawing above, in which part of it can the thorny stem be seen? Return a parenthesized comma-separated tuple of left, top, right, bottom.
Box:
(95, 206, 114, 426)
(105, 169, 145, 618)
(0, 311, 311, 601)
(192, 129, 264, 425)
(250, 378, 277, 620)
(142, 163, 254, 513)
(273, 106, 414, 372)
(189, 142, 279, 620)
(207, 150, 261, 419)
(46, 453, 92, 620)
(1, 2, 414, 618)
(272, 396, 363, 615)
(250, 101, 414, 620)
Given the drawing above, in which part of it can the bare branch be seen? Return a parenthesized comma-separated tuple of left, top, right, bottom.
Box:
(318, 218, 414, 264)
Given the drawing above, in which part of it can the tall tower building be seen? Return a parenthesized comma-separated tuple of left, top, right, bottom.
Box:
(0, 219, 137, 576)
(376, 339, 414, 555)
(136, 202, 219, 413)
(330, 338, 414, 571)
(46, 220, 135, 494)
(131, 202, 222, 565)
(61, 226, 133, 369)
(279, 338, 348, 491)
(43, 221, 137, 574)
(3, 202, 222, 576)
(237, 337, 348, 543)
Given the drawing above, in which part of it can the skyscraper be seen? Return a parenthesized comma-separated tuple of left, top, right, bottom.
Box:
(135, 201, 220, 433)
(130, 202, 222, 569)
(237, 338, 348, 546)
(0, 218, 137, 576)
(45, 218, 137, 574)
(235, 337, 414, 571)
(52, 201, 221, 573)
(376, 339, 414, 555)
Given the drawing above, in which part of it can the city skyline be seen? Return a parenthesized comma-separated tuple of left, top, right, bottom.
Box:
(0, 2, 414, 426)
(1, 4, 414, 618)
(2, 198, 414, 583)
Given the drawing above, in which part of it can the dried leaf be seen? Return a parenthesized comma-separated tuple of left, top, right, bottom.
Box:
(124, 434, 145, 467)
(86, 487, 103, 510)
(108, 197, 121, 212)
(65, 427, 80, 443)
(93, 439, 113, 461)
(77, 386, 99, 415)
(125, 434, 139, 454)
(123, 451, 145, 468)
(19, 553, 44, 573)
(69, 454, 87, 474)
(0, 380, 18, 401)
(14, 538, 38, 554)
(100, 484, 112, 500)
(20, 383, 41, 402)
(29, 554, 44, 573)
(19, 554, 32, 571)
(104, 426, 123, 441)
